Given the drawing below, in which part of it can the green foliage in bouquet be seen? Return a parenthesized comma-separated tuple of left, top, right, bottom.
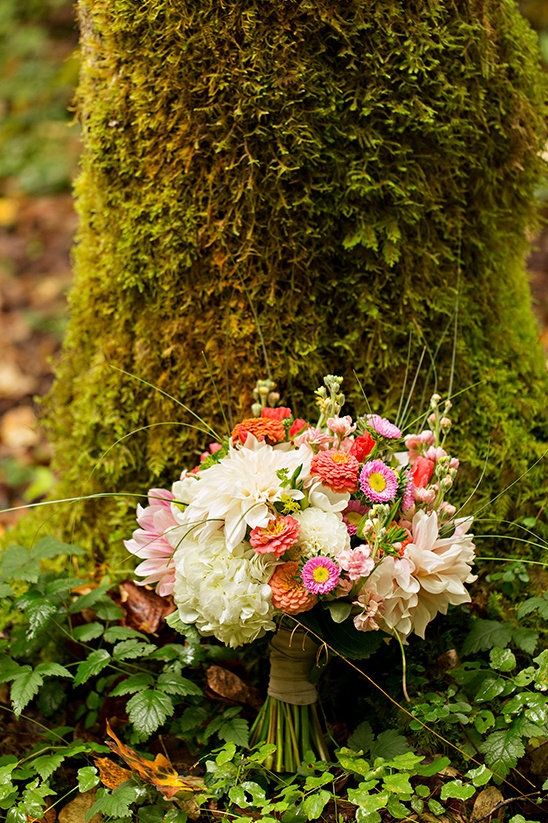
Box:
(39, 0, 548, 552)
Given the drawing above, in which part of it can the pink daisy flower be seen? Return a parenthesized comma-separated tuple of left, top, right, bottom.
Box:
(124, 488, 178, 597)
(359, 460, 398, 503)
(301, 556, 340, 594)
(367, 414, 401, 439)
(342, 500, 369, 536)
(249, 515, 300, 557)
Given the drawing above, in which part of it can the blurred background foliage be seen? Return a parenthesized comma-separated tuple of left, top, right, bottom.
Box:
(0, 0, 79, 196)
(0, 0, 545, 197)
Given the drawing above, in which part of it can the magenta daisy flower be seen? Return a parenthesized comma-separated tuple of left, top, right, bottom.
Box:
(359, 460, 398, 503)
(301, 556, 340, 594)
(367, 414, 401, 439)
(342, 500, 369, 536)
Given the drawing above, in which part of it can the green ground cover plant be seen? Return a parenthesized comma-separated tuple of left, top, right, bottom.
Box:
(0, 531, 547, 822)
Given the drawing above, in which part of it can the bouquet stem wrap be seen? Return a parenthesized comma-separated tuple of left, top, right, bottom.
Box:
(267, 626, 319, 705)
(250, 625, 329, 772)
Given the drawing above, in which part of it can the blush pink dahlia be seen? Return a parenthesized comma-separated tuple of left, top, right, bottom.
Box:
(249, 515, 300, 557)
(301, 556, 340, 594)
(367, 414, 401, 439)
(342, 500, 369, 536)
(124, 488, 178, 597)
(311, 449, 360, 493)
(359, 460, 399, 503)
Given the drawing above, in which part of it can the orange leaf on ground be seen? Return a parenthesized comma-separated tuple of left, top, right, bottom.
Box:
(94, 757, 132, 789)
(105, 721, 204, 800)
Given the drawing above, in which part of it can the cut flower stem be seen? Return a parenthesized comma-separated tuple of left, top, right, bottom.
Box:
(250, 695, 329, 772)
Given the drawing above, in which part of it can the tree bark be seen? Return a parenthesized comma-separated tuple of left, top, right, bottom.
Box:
(43, 0, 548, 552)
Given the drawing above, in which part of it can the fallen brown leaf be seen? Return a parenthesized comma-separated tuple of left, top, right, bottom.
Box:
(470, 786, 505, 822)
(118, 580, 175, 633)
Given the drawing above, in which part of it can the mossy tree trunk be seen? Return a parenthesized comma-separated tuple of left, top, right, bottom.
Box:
(44, 0, 548, 554)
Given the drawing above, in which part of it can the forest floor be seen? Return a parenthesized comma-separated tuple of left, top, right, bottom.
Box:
(1, 194, 548, 536)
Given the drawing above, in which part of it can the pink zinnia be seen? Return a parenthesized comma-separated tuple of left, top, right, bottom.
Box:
(301, 557, 340, 594)
(124, 488, 178, 597)
(367, 415, 401, 440)
(359, 460, 398, 503)
(311, 449, 360, 493)
(342, 500, 369, 536)
(336, 546, 374, 581)
(249, 515, 300, 557)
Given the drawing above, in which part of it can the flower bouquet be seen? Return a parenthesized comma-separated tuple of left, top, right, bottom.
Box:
(125, 375, 476, 771)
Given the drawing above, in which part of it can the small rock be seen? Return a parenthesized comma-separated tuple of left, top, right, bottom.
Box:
(58, 792, 102, 823)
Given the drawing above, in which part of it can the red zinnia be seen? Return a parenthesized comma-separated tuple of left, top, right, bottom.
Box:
(261, 406, 292, 420)
(311, 449, 360, 493)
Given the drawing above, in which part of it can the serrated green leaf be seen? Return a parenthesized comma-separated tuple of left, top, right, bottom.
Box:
(126, 689, 174, 737)
(26, 600, 58, 640)
(31, 752, 66, 780)
(94, 600, 125, 621)
(35, 662, 73, 679)
(86, 785, 141, 820)
(78, 766, 100, 792)
(0, 655, 22, 683)
(157, 671, 202, 697)
(0, 547, 40, 583)
(480, 727, 526, 778)
(11, 668, 43, 715)
(74, 649, 111, 686)
(163, 810, 188, 823)
(0, 583, 13, 597)
(462, 620, 513, 655)
(440, 779, 475, 800)
(31, 536, 85, 559)
(109, 673, 154, 696)
(475, 676, 506, 703)
(69, 584, 111, 613)
(112, 640, 154, 660)
(489, 648, 516, 672)
(73, 622, 105, 642)
(138, 805, 167, 823)
(176, 705, 208, 732)
(511, 627, 538, 655)
(303, 789, 331, 820)
(218, 717, 249, 748)
(103, 627, 146, 643)
(348, 721, 374, 753)
(38, 679, 66, 717)
(370, 729, 409, 760)
(517, 595, 548, 620)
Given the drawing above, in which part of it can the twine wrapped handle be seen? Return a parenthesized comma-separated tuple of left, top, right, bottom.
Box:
(267, 626, 319, 705)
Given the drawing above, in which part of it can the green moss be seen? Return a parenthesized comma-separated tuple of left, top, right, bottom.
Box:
(37, 0, 548, 553)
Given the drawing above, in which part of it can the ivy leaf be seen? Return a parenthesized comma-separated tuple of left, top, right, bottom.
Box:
(348, 721, 374, 754)
(415, 757, 451, 776)
(10, 667, 43, 715)
(382, 773, 412, 796)
(370, 729, 409, 760)
(474, 710, 495, 733)
(303, 789, 331, 821)
(74, 649, 111, 686)
(440, 780, 475, 800)
(533, 650, 548, 691)
(78, 766, 100, 792)
(480, 726, 526, 778)
(126, 689, 174, 737)
(489, 648, 516, 672)
(31, 752, 67, 780)
(218, 717, 249, 748)
(465, 764, 492, 787)
(462, 620, 513, 655)
(475, 677, 506, 703)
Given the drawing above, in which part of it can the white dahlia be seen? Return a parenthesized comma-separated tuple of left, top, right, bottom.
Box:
(173, 435, 312, 550)
(365, 509, 476, 640)
(291, 507, 350, 560)
(172, 533, 276, 648)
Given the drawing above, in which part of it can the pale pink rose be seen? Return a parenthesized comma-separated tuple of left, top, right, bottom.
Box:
(293, 426, 333, 450)
(336, 546, 375, 581)
(327, 415, 356, 437)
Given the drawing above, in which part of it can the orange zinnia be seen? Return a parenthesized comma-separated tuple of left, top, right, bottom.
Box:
(268, 561, 317, 615)
(231, 417, 286, 446)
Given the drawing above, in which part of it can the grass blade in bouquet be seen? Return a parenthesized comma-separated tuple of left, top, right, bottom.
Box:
(124, 376, 477, 771)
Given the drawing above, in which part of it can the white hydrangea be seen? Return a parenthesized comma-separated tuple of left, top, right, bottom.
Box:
(172, 533, 277, 648)
(291, 507, 350, 560)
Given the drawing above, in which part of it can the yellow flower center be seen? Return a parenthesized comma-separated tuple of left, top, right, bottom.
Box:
(347, 511, 362, 525)
(312, 566, 330, 583)
(369, 472, 387, 492)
